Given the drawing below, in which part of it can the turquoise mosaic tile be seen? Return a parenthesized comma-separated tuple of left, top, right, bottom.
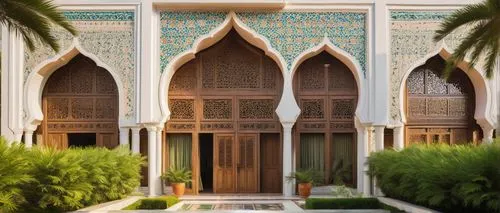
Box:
(159, 11, 228, 73)
(63, 11, 134, 21)
(237, 12, 367, 75)
(390, 11, 451, 21)
(159, 11, 367, 76)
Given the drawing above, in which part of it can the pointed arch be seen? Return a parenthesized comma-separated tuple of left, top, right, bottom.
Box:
(158, 11, 287, 122)
(398, 44, 493, 131)
(24, 39, 126, 129)
(289, 37, 368, 123)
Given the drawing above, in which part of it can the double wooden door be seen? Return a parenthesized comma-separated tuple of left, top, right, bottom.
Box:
(214, 134, 259, 193)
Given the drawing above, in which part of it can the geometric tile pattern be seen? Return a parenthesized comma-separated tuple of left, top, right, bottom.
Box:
(159, 11, 367, 76)
(180, 203, 285, 211)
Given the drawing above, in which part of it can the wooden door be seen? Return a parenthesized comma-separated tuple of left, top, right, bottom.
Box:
(237, 134, 259, 193)
(214, 134, 235, 193)
(260, 133, 281, 193)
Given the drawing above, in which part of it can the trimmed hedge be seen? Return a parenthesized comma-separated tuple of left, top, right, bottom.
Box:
(368, 143, 500, 213)
(0, 137, 144, 213)
(123, 196, 179, 210)
(305, 198, 380, 209)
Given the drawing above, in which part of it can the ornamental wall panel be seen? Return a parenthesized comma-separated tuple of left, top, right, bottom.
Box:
(24, 11, 136, 119)
(389, 11, 481, 124)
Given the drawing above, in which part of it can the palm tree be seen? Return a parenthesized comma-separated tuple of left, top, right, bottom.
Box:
(434, 0, 500, 140)
(0, 0, 77, 52)
(433, 0, 499, 78)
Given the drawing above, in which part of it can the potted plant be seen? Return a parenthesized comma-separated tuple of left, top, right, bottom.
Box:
(161, 167, 192, 196)
(286, 169, 322, 198)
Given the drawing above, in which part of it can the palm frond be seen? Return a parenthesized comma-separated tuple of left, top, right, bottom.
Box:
(434, 0, 494, 42)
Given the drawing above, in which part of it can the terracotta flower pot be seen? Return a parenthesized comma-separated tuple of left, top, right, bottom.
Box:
(298, 182, 312, 198)
(171, 183, 186, 196)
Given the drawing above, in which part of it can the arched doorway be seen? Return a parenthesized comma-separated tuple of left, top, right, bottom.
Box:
(166, 29, 283, 194)
(293, 52, 358, 186)
(405, 55, 481, 145)
(36, 54, 119, 149)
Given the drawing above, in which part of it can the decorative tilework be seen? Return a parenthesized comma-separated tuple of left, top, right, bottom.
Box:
(159, 11, 228, 72)
(389, 10, 476, 124)
(24, 11, 136, 119)
(159, 11, 367, 76)
(63, 11, 134, 21)
(237, 12, 367, 75)
(391, 11, 452, 21)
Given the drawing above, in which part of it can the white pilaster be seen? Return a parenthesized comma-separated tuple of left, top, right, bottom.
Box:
(156, 126, 163, 195)
(24, 130, 34, 148)
(282, 122, 294, 197)
(1, 27, 24, 143)
(393, 126, 404, 150)
(481, 125, 494, 144)
(373, 0, 389, 127)
(119, 128, 130, 146)
(131, 127, 141, 154)
(146, 125, 157, 197)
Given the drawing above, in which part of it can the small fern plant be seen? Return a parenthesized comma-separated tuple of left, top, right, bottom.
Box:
(286, 169, 323, 185)
(161, 168, 192, 184)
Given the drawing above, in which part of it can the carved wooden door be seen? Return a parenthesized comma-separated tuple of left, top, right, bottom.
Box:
(214, 134, 235, 193)
(237, 134, 259, 193)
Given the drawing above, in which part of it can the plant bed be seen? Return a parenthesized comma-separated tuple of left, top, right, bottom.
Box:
(305, 198, 405, 213)
(122, 196, 179, 210)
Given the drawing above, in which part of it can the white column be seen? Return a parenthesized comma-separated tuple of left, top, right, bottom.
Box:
(482, 126, 494, 144)
(156, 126, 163, 195)
(146, 126, 157, 197)
(282, 122, 294, 197)
(356, 126, 370, 196)
(393, 126, 404, 150)
(373, 126, 385, 196)
(131, 127, 141, 154)
(24, 130, 33, 148)
(374, 126, 384, 151)
(119, 128, 130, 146)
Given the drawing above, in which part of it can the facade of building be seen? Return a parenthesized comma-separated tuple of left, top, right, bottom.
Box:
(1, 0, 498, 197)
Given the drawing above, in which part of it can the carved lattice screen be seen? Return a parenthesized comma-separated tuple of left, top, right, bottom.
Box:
(40, 54, 119, 148)
(167, 29, 283, 132)
(406, 55, 479, 145)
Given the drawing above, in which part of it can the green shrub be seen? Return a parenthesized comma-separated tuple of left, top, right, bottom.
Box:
(305, 198, 380, 209)
(286, 169, 323, 185)
(368, 143, 500, 213)
(0, 138, 144, 212)
(161, 167, 192, 184)
(0, 137, 33, 212)
(123, 196, 179, 210)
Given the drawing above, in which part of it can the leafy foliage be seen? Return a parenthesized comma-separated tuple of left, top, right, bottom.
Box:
(0, 0, 77, 52)
(433, 0, 500, 78)
(0, 138, 144, 212)
(123, 196, 179, 210)
(368, 143, 500, 213)
(330, 159, 353, 185)
(161, 167, 192, 184)
(0, 137, 33, 212)
(331, 185, 361, 198)
(286, 169, 323, 185)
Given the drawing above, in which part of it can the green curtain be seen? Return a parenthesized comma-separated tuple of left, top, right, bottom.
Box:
(167, 134, 193, 188)
(331, 133, 354, 184)
(299, 133, 325, 172)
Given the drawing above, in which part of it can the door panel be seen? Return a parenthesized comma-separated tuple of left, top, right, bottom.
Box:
(260, 133, 281, 193)
(46, 133, 68, 150)
(237, 134, 259, 193)
(214, 134, 235, 193)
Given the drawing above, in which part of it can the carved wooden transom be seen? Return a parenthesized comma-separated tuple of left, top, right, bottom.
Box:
(294, 52, 358, 132)
(405, 55, 478, 145)
(167, 29, 283, 132)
